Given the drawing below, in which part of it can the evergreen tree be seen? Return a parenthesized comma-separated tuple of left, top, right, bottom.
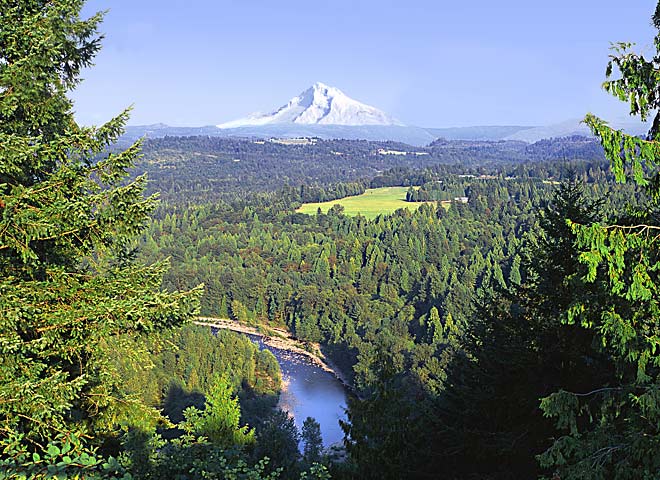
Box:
(301, 417, 323, 465)
(508, 254, 522, 286)
(341, 333, 427, 480)
(539, 3, 660, 477)
(427, 180, 607, 480)
(252, 410, 301, 477)
(0, 0, 201, 472)
(182, 375, 255, 449)
(426, 306, 443, 344)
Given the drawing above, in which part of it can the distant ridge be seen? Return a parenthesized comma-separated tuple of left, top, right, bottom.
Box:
(424, 125, 535, 141)
(122, 115, 650, 147)
(123, 123, 435, 147)
(504, 118, 649, 143)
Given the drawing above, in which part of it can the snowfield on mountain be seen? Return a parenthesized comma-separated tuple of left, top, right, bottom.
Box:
(217, 82, 403, 128)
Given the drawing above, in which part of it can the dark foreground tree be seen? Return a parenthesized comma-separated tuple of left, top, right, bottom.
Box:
(424, 180, 611, 480)
(539, 2, 660, 478)
(0, 0, 201, 475)
(302, 417, 323, 466)
(0, 4, 334, 479)
(340, 332, 429, 480)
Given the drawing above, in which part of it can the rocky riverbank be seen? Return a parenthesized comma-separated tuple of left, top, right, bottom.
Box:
(194, 317, 353, 392)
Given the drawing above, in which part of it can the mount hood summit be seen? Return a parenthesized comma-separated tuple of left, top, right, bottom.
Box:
(217, 82, 403, 128)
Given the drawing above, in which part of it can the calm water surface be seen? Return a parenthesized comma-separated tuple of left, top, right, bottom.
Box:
(248, 334, 348, 447)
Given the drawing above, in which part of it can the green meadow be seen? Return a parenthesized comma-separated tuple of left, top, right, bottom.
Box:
(296, 186, 437, 219)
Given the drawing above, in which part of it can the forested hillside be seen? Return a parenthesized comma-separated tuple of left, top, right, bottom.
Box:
(0, 2, 324, 478)
(135, 135, 605, 203)
(137, 165, 636, 393)
(3, 1, 660, 480)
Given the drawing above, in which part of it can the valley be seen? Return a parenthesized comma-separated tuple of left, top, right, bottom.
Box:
(5, 2, 660, 479)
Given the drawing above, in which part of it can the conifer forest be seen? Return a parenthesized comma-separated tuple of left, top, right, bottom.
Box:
(2, 1, 660, 479)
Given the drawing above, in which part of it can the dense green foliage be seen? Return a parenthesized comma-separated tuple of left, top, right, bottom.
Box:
(0, 1, 202, 476)
(301, 418, 323, 466)
(536, 10, 660, 479)
(136, 134, 605, 204)
(419, 181, 614, 479)
(0, 2, 326, 479)
(110, 325, 323, 480)
(5, 1, 660, 479)
(110, 324, 281, 438)
(118, 326, 280, 412)
(138, 175, 543, 386)
(132, 156, 641, 480)
(131, 130, 643, 479)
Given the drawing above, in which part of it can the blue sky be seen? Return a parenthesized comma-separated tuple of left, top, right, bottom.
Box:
(73, 0, 658, 128)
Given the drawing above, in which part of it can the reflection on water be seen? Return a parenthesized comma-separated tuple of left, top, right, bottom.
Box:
(249, 335, 348, 447)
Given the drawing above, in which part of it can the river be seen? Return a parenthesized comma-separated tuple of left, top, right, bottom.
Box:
(247, 334, 348, 448)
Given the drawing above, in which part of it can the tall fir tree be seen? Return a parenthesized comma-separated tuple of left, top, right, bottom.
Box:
(301, 417, 323, 466)
(539, 2, 660, 478)
(427, 181, 608, 480)
(0, 0, 201, 472)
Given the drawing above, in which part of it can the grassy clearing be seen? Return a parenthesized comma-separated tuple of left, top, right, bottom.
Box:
(296, 186, 437, 219)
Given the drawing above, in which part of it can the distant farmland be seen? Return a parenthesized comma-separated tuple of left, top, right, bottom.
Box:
(296, 187, 437, 219)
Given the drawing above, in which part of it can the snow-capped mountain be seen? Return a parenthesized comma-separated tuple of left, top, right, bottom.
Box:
(218, 82, 403, 128)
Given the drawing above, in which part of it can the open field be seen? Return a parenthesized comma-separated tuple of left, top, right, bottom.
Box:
(296, 186, 437, 219)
